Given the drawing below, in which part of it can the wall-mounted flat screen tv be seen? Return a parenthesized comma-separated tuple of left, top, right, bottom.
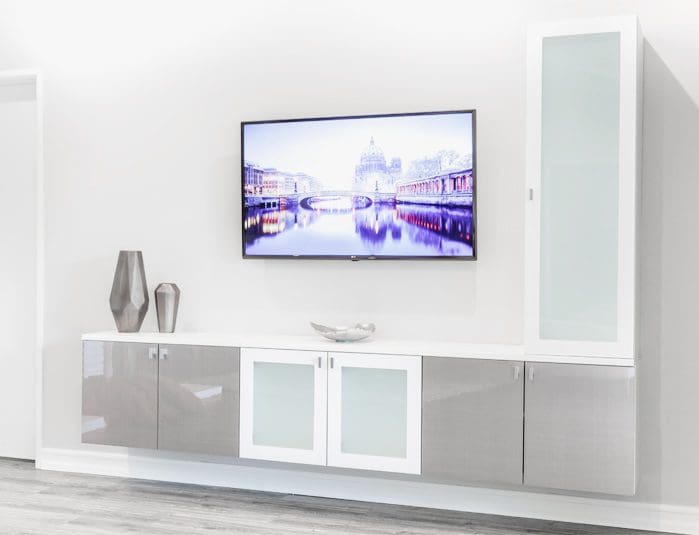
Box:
(241, 110, 476, 260)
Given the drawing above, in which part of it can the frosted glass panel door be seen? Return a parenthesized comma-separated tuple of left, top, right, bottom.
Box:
(239, 348, 327, 465)
(526, 17, 640, 359)
(253, 362, 314, 449)
(540, 32, 620, 342)
(327, 353, 421, 474)
(342, 367, 407, 457)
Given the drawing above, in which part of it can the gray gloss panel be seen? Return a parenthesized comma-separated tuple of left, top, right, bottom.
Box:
(524, 362, 636, 495)
(158, 345, 240, 456)
(422, 357, 524, 486)
(82, 341, 158, 449)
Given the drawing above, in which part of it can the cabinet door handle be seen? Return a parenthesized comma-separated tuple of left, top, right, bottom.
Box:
(148, 347, 158, 360)
(513, 365, 521, 381)
(330, 357, 334, 369)
(528, 366, 535, 381)
(529, 187, 534, 201)
(159, 348, 168, 360)
(317, 356, 322, 368)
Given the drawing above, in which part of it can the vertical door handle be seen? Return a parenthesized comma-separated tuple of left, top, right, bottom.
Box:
(528, 188, 534, 201)
(513, 365, 521, 381)
(330, 357, 334, 369)
(159, 348, 168, 360)
(317, 356, 322, 368)
(528, 365, 535, 381)
(148, 347, 158, 360)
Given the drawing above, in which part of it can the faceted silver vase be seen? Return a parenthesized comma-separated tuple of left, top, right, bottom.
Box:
(109, 251, 149, 333)
(155, 283, 180, 333)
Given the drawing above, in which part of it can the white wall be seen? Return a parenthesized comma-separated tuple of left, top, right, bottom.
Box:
(0, 79, 37, 459)
(0, 0, 698, 510)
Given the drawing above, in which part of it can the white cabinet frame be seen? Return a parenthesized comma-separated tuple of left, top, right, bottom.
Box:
(327, 353, 422, 474)
(525, 16, 642, 360)
(239, 348, 328, 466)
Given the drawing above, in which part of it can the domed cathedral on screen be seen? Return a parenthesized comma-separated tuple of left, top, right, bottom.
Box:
(353, 137, 402, 193)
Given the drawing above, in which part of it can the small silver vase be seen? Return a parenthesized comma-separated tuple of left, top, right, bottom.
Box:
(109, 251, 149, 333)
(155, 283, 180, 333)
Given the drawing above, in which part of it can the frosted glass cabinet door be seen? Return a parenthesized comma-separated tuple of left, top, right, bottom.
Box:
(81, 341, 158, 449)
(526, 17, 640, 359)
(239, 348, 327, 465)
(540, 31, 620, 343)
(327, 353, 421, 474)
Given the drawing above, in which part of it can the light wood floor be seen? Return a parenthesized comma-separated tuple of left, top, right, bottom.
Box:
(0, 458, 672, 535)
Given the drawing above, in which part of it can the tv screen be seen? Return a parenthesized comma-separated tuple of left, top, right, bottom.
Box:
(241, 110, 476, 259)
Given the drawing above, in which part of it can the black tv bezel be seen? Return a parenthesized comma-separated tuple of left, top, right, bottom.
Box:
(240, 109, 477, 261)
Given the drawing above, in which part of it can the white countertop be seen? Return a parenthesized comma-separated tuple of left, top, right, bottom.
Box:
(82, 331, 635, 366)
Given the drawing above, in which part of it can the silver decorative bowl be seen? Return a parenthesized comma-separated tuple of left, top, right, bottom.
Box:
(310, 322, 376, 342)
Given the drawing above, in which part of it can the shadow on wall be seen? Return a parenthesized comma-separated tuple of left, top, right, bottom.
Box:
(637, 43, 699, 506)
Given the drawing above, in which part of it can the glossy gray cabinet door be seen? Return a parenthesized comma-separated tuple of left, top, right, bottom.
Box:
(422, 357, 524, 486)
(158, 345, 240, 456)
(82, 341, 158, 449)
(524, 363, 636, 495)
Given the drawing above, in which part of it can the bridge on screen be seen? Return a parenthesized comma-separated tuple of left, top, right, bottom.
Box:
(246, 191, 397, 210)
(299, 191, 397, 210)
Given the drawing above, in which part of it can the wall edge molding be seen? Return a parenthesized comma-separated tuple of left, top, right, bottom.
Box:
(36, 447, 699, 535)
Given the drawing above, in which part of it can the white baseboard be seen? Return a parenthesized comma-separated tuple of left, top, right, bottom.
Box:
(36, 447, 699, 534)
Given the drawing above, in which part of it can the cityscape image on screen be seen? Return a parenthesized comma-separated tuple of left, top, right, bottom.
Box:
(242, 111, 475, 259)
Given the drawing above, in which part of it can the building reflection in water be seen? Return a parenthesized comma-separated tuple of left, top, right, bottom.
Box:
(395, 205, 473, 246)
(353, 206, 402, 246)
(353, 205, 473, 249)
(243, 203, 473, 256)
(244, 208, 319, 240)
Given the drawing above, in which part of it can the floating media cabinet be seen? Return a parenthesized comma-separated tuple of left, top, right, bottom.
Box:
(82, 332, 636, 496)
(79, 14, 642, 504)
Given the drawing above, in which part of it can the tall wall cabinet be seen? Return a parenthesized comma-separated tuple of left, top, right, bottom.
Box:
(523, 16, 641, 495)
